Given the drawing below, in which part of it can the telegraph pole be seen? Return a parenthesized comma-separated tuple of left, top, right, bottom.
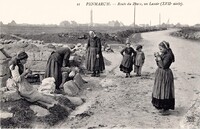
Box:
(159, 13, 161, 26)
(90, 9, 93, 27)
(133, 5, 136, 27)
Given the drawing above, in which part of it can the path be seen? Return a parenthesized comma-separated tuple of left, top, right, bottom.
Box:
(57, 29, 200, 128)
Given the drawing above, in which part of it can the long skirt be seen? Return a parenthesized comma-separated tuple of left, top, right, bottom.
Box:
(44, 53, 62, 89)
(120, 54, 133, 73)
(86, 47, 105, 72)
(152, 68, 175, 110)
(18, 79, 55, 104)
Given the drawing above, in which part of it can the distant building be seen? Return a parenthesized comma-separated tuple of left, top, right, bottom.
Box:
(108, 20, 124, 27)
(8, 20, 17, 26)
(0, 21, 3, 25)
(139, 24, 149, 27)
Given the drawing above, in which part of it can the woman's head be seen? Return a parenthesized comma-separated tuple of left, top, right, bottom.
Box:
(17, 51, 28, 64)
(89, 30, 96, 38)
(159, 41, 169, 53)
(126, 38, 131, 47)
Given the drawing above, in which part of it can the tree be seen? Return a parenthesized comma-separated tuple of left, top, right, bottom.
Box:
(59, 21, 70, 27)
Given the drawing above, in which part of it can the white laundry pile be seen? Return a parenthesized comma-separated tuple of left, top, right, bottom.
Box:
(38, 77, 56, 96)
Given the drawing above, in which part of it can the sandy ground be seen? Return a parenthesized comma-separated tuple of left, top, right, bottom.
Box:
(53, 29, 200, 129)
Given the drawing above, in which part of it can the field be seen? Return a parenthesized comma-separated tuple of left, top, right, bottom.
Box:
(0, 25, 167, 43)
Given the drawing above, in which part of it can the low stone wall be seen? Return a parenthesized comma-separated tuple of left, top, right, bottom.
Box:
(170, 28, 200, 41)
(0, 50, 11, 87)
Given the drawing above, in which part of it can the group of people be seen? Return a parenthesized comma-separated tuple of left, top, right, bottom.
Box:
(119, 39, 145, 78)
(7, 29, 175, 115)
(6, 30, 105, 109)
(119, 39, 175, 115)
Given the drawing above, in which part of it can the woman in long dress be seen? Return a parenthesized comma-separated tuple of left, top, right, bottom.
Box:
(9, 51, 57, 109)
(86, 31, 105, 77)
(152, 41, 175, 115)
(44, 47, 71, 90)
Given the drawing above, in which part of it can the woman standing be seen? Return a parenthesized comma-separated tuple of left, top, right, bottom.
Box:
(119, 40, 136, 78)
(86, 31, 105, 77)
(45, 47, 71, 90)
(152, 41, 175, 115)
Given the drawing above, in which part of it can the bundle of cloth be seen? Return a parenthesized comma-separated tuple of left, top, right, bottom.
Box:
(38, 77, 56, 96)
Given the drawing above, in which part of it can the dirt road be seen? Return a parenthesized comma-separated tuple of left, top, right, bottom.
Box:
(57, 29, 200, 128)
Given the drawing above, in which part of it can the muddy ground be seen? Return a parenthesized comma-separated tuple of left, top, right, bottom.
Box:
(55, 29, 200, 129)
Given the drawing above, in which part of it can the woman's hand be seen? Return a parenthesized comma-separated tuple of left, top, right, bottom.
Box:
(25, 68, 32, 75)
(154, 52, 159, 57)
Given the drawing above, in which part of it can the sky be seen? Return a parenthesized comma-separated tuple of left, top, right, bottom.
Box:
(0, 0, 199, 26)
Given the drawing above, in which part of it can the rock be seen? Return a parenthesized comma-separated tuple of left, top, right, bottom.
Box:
(45, 44, 56, 49)
(0, 110, 13, 119)
(30, 105, 50, 117)
(63, 80, 79, 96)
(0, 76, 9, 88)
(0, 49, 8, 60)
(0, 60, 10, 77)
(66, 96, 84, 106)
(73, 73, 86, 89)
(87, 88, 92, 91)
(1, 90, 22, 102)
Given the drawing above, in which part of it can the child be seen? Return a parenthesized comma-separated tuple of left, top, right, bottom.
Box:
(134, 45, 145, 76)
(119, 40, 136, 78)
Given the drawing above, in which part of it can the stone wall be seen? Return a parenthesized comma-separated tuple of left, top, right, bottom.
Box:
(0, 50, 10, 87)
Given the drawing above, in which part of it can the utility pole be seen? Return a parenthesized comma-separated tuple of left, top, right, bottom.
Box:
(159, 13, 161, 26)
(90, 9, 93, 27)
(133, 5, 136, 27)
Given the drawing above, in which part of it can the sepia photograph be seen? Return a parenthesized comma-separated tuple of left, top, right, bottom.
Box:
(0, 0, 200, 128)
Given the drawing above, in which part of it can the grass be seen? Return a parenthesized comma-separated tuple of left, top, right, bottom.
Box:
(0, 96, 77, 128)
(0, 25, 167, 43)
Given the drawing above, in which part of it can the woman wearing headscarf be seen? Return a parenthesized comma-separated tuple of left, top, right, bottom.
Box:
(152, 41, 175, 115)
(86, 31, 105, 77)
(44, 47, 72, 90)
(8, 51, 57, 108)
